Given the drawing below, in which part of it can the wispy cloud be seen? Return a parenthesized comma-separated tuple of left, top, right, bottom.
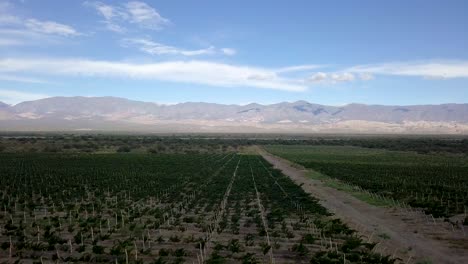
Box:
(306, 72, 358, 84)
(125, 1, 170, 29)
(0, 13, 20, 25)
(307, 72, 327, 82)
(86, 2, 234, 58)
(304, 61, 468, 84)
(24, 19, 80, 36)
(123, 38, 216, 56)
(0, 58, 308, 92)
(0, 74, 49, 84)
(123, 38, 236, 57)
(84, 1, 128, 33)
(85, 1, 170, 32)
(0, 89, 49, 104)
(359, 73, 374, 81)
(0, 29, 65, 47)
(276, 65, 324, 73)
(221, 48, 236, 56)
(0, 2, 81, 46)
(330, 72, 355, 82)
(346, 61, 468, 79)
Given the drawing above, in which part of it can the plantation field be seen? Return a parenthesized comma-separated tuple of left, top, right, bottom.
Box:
(264, 145, 468, 218)
(0, 153, 391, 263)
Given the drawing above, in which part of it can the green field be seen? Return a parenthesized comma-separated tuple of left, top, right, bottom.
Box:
(265, 145, 468, 217)
(0, 152, 392, 263)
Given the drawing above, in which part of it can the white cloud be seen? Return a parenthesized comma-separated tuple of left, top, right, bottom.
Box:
(24, 19, 80, 36)
(0, 14, 20, 25)
(347, 61, 468, 79)
(359, 73, 374, 81)
(0, 58, 307, 92)
(104, 22, 126, 33)
(0, 2, 81, 44)
(123, 38, 237, 57)
(307, 72, 327, 82)
(303, 61, 468, 83)
(306, 72, 356, 84)
(0, 29, 63, 46)
(276, 65, 323, 73)
(125, 1, 170, 29)
(85, 1, 128, 32)
(86, 1, 170, 32)
(303, 61, 468, 84)
(247, 73, 276, 81)
(0, 89, 49, 104)
(221, 48, 236, 56)
(94, 3, 119, 20)
(0, 74, 49, 83)
(124, 38, 216, 56)
(330, 72, 355, 82)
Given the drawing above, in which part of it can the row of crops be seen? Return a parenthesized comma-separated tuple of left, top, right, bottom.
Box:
(265, 145, 468, 218)
(0, 152, 394, 263)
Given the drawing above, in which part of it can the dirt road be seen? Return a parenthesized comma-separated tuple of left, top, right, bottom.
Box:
(258, 147, 468, 264)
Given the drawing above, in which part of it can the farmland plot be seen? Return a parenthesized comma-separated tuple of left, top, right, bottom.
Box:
(265, 145, 468, 218)
(0, 153, 393, 263)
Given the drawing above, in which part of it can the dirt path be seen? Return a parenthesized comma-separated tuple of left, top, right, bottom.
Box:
(257, 147, 468, 264)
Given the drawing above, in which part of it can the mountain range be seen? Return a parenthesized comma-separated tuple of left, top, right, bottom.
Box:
(0, 96, 467, 134)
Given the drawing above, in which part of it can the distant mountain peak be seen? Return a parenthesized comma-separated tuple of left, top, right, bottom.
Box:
(0, 101, 10, 108)
(1, 96, 467, 134)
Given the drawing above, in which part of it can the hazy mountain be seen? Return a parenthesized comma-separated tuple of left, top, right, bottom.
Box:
(0, 101, 13, 120)
(0, 101, 10, 109)
(1, 96, 467, 134)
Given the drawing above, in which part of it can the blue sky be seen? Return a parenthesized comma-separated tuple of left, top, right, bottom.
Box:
(0, 0, 467, 105)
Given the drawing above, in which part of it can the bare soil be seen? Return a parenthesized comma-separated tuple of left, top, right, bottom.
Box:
(258, 146, 468, 264)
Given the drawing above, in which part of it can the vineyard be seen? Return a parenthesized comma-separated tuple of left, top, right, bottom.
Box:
(0, 152, 394, 263)
(265, 145, 468, 218)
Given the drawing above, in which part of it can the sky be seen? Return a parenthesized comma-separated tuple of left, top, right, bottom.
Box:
(0, 0, 468, 106)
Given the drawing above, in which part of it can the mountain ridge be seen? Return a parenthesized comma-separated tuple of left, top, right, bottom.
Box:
(0, 101, 10, 108)
(4, 96, 468, 108)
(1, 96, 467, 134)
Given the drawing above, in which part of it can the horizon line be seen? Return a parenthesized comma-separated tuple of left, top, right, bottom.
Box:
(1, 95, 467, 108)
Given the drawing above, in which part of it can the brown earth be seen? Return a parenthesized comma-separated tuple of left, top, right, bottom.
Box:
(257, 146, 468, 264)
